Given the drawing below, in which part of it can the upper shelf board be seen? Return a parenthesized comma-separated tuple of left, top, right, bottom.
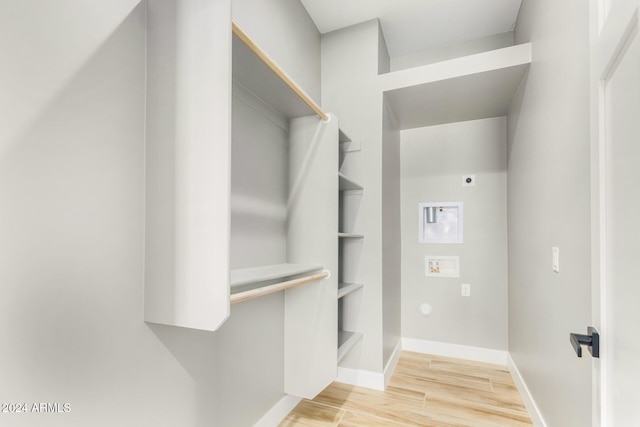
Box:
(233, 36, 321, 120)
(338, 172, 364, 191)
(230, 263, 323, 288)
(379, 43, 531, 129)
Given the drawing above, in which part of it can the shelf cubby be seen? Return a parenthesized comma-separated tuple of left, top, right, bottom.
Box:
(338, 331, 364, 362)
(379, 43, 531, 129)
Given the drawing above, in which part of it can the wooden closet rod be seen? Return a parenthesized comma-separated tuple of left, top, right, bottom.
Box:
(230, 270, 330, 304)
(232, 21, 329, 122)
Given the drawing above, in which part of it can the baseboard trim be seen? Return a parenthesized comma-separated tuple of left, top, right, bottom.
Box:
(401, 337, 508, 366)
(335, 366, 385, 391)
(253, 394, 301, 427)
(507, 354, 548, 427)
(384, 339, 402, 388)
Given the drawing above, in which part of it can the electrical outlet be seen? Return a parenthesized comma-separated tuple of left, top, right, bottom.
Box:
(552, 247, 560, 273)
(461, 283, 471, 297)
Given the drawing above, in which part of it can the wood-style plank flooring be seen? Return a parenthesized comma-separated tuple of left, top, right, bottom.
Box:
(280, 351, 533, 426)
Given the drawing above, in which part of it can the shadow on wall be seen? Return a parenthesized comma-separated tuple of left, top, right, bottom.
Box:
(148, 294, 286, 426)
(0, 2, 150, 424)
(507, 68, 530, 165)
(0, 2, 285, 426)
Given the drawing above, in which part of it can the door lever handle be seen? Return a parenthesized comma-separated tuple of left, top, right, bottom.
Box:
(570, 327, 599, 358)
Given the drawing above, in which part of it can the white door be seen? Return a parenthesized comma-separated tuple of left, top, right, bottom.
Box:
(590, 0, 640, 425)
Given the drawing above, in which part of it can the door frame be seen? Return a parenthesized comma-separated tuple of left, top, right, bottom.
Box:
(589, 1, 639, 425)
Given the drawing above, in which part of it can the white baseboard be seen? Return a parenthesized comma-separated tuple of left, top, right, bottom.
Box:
(507, 354, 548, 427)
(253, 394, 301, 427)
(336, 339, 403, 391)
(256, 341, 546, 427)
(335, 366, 385, 391)
(384, 339, 402, 388)
(401, 337, 508, 366)
(336, 338, 507, 391)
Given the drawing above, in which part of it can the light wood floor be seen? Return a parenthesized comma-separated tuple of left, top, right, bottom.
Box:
(280, 351, 533, 426)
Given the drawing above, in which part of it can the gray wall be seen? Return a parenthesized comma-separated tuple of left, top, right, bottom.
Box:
(508, 0, 592, 425)
(381, 97, 402, 365)
(0, 0, 321, 426)
(401, 117, 508, 350)
(390, 32, 515, 72)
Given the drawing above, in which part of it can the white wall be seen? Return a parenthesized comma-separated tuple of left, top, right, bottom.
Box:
(0, 0, 321, 425)
(381, 97, 402, 365)
(401, 117, 508, 350)
(508, 0, 592, 425)
(390, 32, 514, 72)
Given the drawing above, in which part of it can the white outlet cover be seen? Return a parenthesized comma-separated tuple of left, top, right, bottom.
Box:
(461, 283, 471, 297)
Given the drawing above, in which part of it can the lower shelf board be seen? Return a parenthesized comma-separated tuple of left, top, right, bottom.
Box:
(337, 331, 363, 362)
(337, 283, 364, 299)
(338, 232, 364, 239)
(230, 263, 323, 288)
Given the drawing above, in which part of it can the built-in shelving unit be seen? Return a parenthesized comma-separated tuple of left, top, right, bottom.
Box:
(336, 130, 364, 365)
(379, 43, 532, 129)
(228, 23, 341, 399)
(145, 13, 363, 399)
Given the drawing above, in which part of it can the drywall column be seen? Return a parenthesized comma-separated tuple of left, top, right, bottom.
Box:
(286, 115, 339, 398)
(145, 0, 231, 331)
(507, 0, 591, 425)
(322, 20, 402, 375)
(381, 98, 402, 366)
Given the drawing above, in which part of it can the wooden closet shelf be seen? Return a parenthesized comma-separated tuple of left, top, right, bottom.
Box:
(232, 21, 328, 122)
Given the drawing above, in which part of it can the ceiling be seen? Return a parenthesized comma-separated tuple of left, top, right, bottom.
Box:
(299, 0, 523, 58)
